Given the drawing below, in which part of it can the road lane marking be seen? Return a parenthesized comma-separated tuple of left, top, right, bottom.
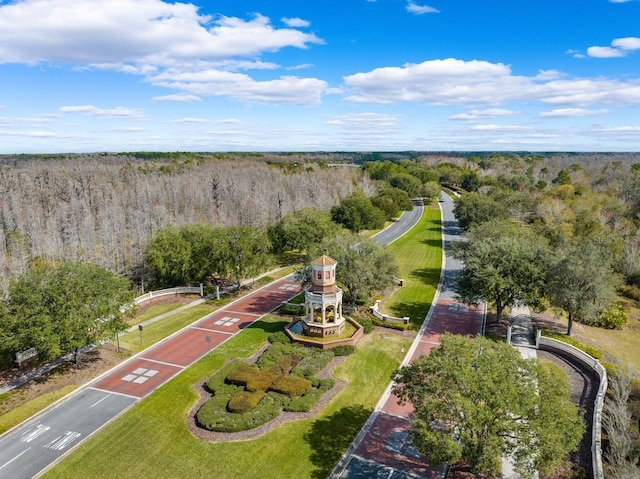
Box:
(191, 326, 234, 335)
(141, 358, 185, 369)
(0, 447, 31, 471)
(45, 431, 81, 451)
(21, 424, 50, 442)
(223, 310, 262, 317)
(90, 394, 112, 408)
(88, 387, 140, 400)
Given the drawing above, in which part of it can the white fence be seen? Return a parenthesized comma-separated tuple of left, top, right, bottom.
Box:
(370, 300, 410, 325)
(133, 286, 203, 305)
(537, 336, 607, 479)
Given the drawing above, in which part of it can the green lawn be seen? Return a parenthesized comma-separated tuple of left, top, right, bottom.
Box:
(44, 317, 411, 479)
(127, 303, 187, 327)
(116, 304, 216, 353)
(382, 205, 442, 328)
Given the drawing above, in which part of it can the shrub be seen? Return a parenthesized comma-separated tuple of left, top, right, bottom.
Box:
(268, 331, 291, 344)
(270, 376, 312, 397)
(591, 303, 628, 329)
(291, 350, 334, 379)
(371, 316, 410, 331)
(331, 345, 356, 356)
(196, 392, 283, 432)
(227, 390, 265, 413)
(356, 316, 374, 333)
(618, 284, 640, 302)
(256, 342, 306, 369)
(267, 355, 299, 377)
(541, 329, 604, 360)
(226, 363, 275, 392)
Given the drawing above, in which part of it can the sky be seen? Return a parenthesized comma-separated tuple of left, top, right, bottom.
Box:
(0, 0, 639, 153)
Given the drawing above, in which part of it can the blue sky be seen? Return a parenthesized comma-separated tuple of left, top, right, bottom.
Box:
(0, 0, 639, 153)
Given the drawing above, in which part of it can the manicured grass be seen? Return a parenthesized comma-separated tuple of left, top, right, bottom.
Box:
(116, 304, 216, 353)
(127, 303, 186, 327)
(382, 205, 442, 328)
(44, 317, 411, 479)
(0, 385, 77, 435)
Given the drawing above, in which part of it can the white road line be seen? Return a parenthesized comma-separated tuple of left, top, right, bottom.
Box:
(191, 326, 234, 335)
(141, 358, 185, 369)
(0, 447, 31, 471)
(88, 387, 140, 400)
(221, 310, 262, 317)
(89, 394, 111, 408)
(21, 424, 50, 442)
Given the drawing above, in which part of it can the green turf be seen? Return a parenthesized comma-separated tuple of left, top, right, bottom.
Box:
(127, 303, 187, 327)
(43, 318, 411, 479)
(116, 304, 216, 353)
(382, 205, 442, 328)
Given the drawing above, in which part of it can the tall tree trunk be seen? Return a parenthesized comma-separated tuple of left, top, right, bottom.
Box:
(495, 298, 503, 323)
(566, 311, 574, 336)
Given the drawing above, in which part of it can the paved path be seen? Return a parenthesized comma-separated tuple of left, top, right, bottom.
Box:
(0, 278, 302, 479)
(331, 192, 487, 478)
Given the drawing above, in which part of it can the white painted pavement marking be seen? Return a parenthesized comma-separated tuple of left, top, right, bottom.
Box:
(141, 357, 185, 369)
(44, 431, 82, 451)
(278, 284, 298, 291)
(210, 316, 242, 327)
(224, 310, 262, 317)
(121, 367, 159, 384)
(88, 387, 140, 400)
(191, 326, 234, 335)
(0, 447, 31, 471)
(21, 424, 50, 443)
(90, 394, 112, 408)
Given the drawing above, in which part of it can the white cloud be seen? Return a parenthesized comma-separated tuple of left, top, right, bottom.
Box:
(282, 17, 310, 28)
(470, 124, 533, 132)
(60, 105, 147, 119)
(325, 112, 400, 130)
(152, 94, 201, 102)
(612, 37, 640, 51)
(539, 108, 609, 118)
(152, 71, 328, 105)
(588, 46, 627, 58)
(0, 129, 59, 138)
(0, 1, 326, 105)
(406, 2, 440, 14)
(450, 108, 517, 121)
(0, 2, 323, 64)
(566, 49, 586, 59)
(344, 58, 640, 107)
(587, 37, 640, 58)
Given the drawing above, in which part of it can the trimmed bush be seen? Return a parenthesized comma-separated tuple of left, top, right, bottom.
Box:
(267, 331, 291, 344)
(371, 316, 409, 331)
(270, 376, 312, 397)
(267, 355, 299, 377)
(226, 363, 276, 392)
(291, 350, 334, 379)
(228, 391, 266, 414)
(331, 345, 356, 356)
(356, 316, 374, 333)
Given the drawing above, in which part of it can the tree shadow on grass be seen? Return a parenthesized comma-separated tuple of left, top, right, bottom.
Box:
(388, 267, 441, 322)
(303, 405, 373, 479)
(244, 317, 290, 335)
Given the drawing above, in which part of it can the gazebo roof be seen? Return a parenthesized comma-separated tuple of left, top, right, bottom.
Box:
(311, 254, 337, 266)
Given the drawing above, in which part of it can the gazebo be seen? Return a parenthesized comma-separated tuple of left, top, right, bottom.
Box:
(301, 255, 346, 337)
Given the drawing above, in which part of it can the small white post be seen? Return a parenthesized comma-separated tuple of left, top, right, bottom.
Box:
(506, 325, 512, 345)
(199, 283, 204, 297)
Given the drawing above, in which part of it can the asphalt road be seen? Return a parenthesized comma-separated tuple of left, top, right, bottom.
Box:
(372, 199, 424, 246)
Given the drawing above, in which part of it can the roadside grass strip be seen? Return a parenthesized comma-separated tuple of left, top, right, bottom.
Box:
(382, 205, 442, 328)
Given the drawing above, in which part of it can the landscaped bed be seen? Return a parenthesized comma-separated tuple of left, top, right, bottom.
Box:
(195, 342, 337, 433)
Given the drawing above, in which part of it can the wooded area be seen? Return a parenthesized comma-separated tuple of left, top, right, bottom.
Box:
(0, 153, 374, 291)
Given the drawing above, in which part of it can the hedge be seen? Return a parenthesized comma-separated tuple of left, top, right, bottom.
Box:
(270, 376, 312, 397)
(228, 391, 266, 414)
